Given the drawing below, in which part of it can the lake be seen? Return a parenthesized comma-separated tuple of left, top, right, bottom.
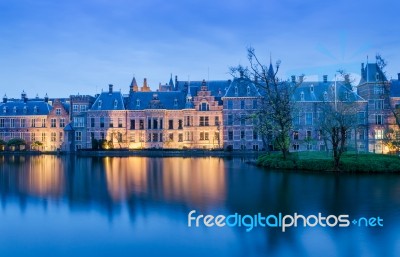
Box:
(0, 155, 399, 257)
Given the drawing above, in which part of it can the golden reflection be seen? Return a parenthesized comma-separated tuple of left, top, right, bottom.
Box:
(104, 157, 226, 205)
(21, 156, 64, 198)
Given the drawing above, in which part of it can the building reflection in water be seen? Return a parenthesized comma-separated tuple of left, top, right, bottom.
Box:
(103, 157, 226, 208)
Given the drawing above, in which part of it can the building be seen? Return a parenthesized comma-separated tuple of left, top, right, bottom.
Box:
(0, 91, 69, 151)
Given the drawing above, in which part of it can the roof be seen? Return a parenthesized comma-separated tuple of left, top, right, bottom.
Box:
(175, 80, 230, 97)
(127, 91, 186, 110)
(359, 63, 387, 84)
(390, 79, 400, 97)
(0, 100, 51, 116)
(91, 91, 125, 111)
(293, 81, 365, 102)
(222, 77, 262, 98)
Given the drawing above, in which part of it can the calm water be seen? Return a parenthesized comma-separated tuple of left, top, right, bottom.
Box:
(0, 155, 399, 257)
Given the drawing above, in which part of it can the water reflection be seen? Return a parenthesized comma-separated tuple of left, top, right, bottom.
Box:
(0, 155, 399, 257)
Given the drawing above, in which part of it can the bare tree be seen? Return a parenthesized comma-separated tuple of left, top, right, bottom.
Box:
(231, 47, 300, 159)
(317, 72, 359, 170)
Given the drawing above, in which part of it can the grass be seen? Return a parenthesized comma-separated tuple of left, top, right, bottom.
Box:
(256, 152, 400, 173)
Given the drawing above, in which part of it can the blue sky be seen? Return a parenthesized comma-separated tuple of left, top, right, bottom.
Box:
(0, 0, 399, 98)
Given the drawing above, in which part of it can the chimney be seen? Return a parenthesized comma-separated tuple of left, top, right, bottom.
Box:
(44, 93, 49, 103)
(299, 75, 304, 83)
(323, 75, 328, 83)
(398, 73, 400, 81)
(2, 94, 7, 103)
(240, 70, 244, 78)
(143, 78, 148, 87)
(21, 90, 27, 102)
(291, 75, 296, 83)
(108, 84, 113, 94)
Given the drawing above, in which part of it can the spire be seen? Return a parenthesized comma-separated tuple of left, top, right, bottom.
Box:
(168, 73, 174, 89)
(267, 55, 275, 80)
(130, 76, 138, 92)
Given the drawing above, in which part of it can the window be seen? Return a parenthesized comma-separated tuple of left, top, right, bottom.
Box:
(23, 106, 27, 114)
(306, 130, 312, 139)
(293, 131, 299, 140)
(139, 119, 144, 130)
(240, 130, 245, 139)
(41, 132, 46, 142)
(253, 100, 258, 109)
(31, 119, 36, 128)
(114, 100, 118, 108)
(31, 132, 36, 142)
(130, 119, 135, 130)
(20, 119, 26, 128)
(75, 131, 82, 141)
(253, 131, 258, 140)
(293, 144, 299, 151)
(147, 118, 151, 129)
(227, 100, 233, 109)
(174, 98, 178, 107)
(56, 108, 61, 115)
(358, 129, 365, 140)
(80, 105, 87, 112)
(169, 133, 174, 141)
(375, 99, 384, 110)
(73, 105, 79, 112)
(168, 119, 174, 129)
(152, 133, 158, 142)
(300, 92, 305, 101)
(305, 113, 313, 125)
(200, 132, 204, 140)
(10, 119, 15, 128)
(241, 114, 246, 126)
(118, 118, 123, 128)
(227, 115, 233, 125)
(205, 132, 209, 140)
(136, 99, 140, 107)
(228, 130, 233, 140)
(73, 117, 84, 127)
(59, 132, 63, 142)
(234, 86, 238, 95)
(100, 132, 105, 140)
(375, 129, 383, 139)
(200, 116, 209, 126)
(98, 100, 102, 109)
(293, 114, 300, 126)
(51, 118, 56, 128)
(41, 118, 46, 127)
(160, 118, 163, 129)
(13, 106, 17, 114)
(153, 118, 158, 129)
(178, 133, 183, 142)
(374, 85, 384, 95)
(307, 143, 312, 150)
(185, 116, 192, 126)
(375, 114, 383, 125)
(247, 86, 250, 95)
(358, 112, 365, 125)
(110, 118, 114, 128)
(200, 102, 209, 111)
(51, 132, 56, 142)
(241, 100, 245, 109)
(90, 118, 95, 128)
(0, 118, 4, 128)
(178, 119, 183, 129)
(215, 116, 220, 126)
(214, 132, 220, 141)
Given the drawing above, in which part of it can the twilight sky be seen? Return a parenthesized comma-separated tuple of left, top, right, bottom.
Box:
(0, 0, 399, 98)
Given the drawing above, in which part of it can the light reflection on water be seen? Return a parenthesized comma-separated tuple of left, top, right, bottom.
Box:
(0, 155, 399, 257)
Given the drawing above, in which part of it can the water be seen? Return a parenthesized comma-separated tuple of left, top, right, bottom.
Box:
(0, 155, 399, 257)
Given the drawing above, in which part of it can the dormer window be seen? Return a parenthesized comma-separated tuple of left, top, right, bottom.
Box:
(376, 73, 380, 81)
(174, 98, 178, 107)
(33, 106, 38, 114)
(300, 91, 305, 101)
(247, 86, 250, 95)
(98, 100, 102, 109)
(344, 91, 349, 100)
(310, 84, 314, 93)
(323, 91, 328, 101)
(114, 100, 118, 108)
(13, 106, 17, 113)
(2, 107, 6, 113)
(23, 106, 27, 114)
(234, 86, 238, 95)
(136, 99, 141, 107)
(200, 102, 209, 111)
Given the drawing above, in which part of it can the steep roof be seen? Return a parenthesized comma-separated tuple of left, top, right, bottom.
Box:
(127, 91, 186, 110)
(359, 63, 387, 84)
(91, 91, 125, 111)
(222, 77, 262, 98)
(293, 81, 365, 102)
(175, 80, 230, 97)
(0, 100, 52, 116)
(390, 79, 400, 97)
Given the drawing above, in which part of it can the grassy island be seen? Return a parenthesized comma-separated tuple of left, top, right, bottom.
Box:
(257, 152, 400, 173)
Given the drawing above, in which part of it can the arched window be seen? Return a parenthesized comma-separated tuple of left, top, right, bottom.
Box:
(323, 91, 328, 101)
(234, 86, 238, 95)
(98, 100, 102, 109)
(114, 99, 118, 108)
(174, 98, 178, 107)
(136, 99, 141, 107)
(300, 91, 305, 101)
(200, 102, 209, 111)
